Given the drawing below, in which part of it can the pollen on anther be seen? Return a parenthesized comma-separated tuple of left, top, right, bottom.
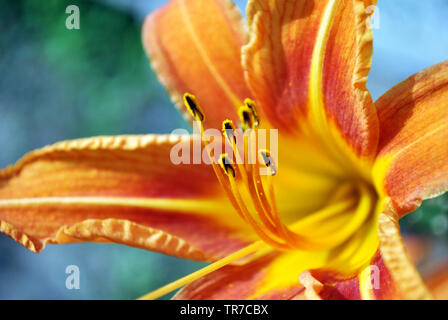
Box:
(238, 105, 254, 131)
(183, 93, 205, 122)
(244, 98, 259, 126)
(222, 120, 237, 144)
(219, 154, 236, 177)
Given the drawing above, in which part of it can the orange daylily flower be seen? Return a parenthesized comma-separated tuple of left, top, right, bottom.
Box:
(1, 0, 448, 300)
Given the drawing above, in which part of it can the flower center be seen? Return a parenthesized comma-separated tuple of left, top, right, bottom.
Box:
(183, 93, 378, 253)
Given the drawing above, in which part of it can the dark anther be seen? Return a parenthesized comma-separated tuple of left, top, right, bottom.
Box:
(222, 120, 237, 144)
(242, 110, 253, 128)
(220, 154, 236, 177)
(184, 93, 204, 121)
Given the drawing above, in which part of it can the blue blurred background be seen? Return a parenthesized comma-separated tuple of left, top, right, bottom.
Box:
(0, 0, 447, 299)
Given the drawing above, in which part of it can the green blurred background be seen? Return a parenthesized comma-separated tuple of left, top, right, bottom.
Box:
(0, 0, 447, 299)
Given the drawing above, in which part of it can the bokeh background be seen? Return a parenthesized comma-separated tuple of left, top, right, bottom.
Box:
(0, 0, 447, 299)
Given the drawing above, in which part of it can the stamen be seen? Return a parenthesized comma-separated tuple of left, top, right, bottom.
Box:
(222, 120, 237, 145)
(238, 105, 255, 131)
(183, 93, 205, 122)
(218, 128, 290, 248)
(184, 94, 275, 242)
(218, 153, 292, 249)
(262, 171, 299, 243)
(179, 93, 372, 256)
(244, 164, 281, 235)
(219, 154, 236, 178)
(221, 120, 250, 185)
(244, 98, 259, 126)
(249, 159, 306, 248)
(220, 125, 287, 244)
(184, 96, 242, 219)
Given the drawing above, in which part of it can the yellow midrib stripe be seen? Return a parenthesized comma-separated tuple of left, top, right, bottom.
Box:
(308, 0, 338, 133)
(307, 0, 358, 171)
(0, 197, 224, 213)
(180, 0, 242, 108)
(307, 0, 374, 180)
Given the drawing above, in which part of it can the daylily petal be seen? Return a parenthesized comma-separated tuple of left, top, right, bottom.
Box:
(243, 0, 379, 161)
(173, 214, 378, 300)
(373, 60, 448, 215)
(142, 0, 252, 129)
(243, 0, 326, 131)
(173, 250, 326, 300)
(0, 135, 255, 260)
(173, 211, 431, 300)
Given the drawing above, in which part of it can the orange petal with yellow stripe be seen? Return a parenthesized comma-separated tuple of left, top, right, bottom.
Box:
(0, 135, 255, 260)
(243, 0, 379, 160)
(173, 251, 311, 300)
(173, 212, 431, 300)
(142, 0, 252, 129)
(374, 60, 448, 215)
